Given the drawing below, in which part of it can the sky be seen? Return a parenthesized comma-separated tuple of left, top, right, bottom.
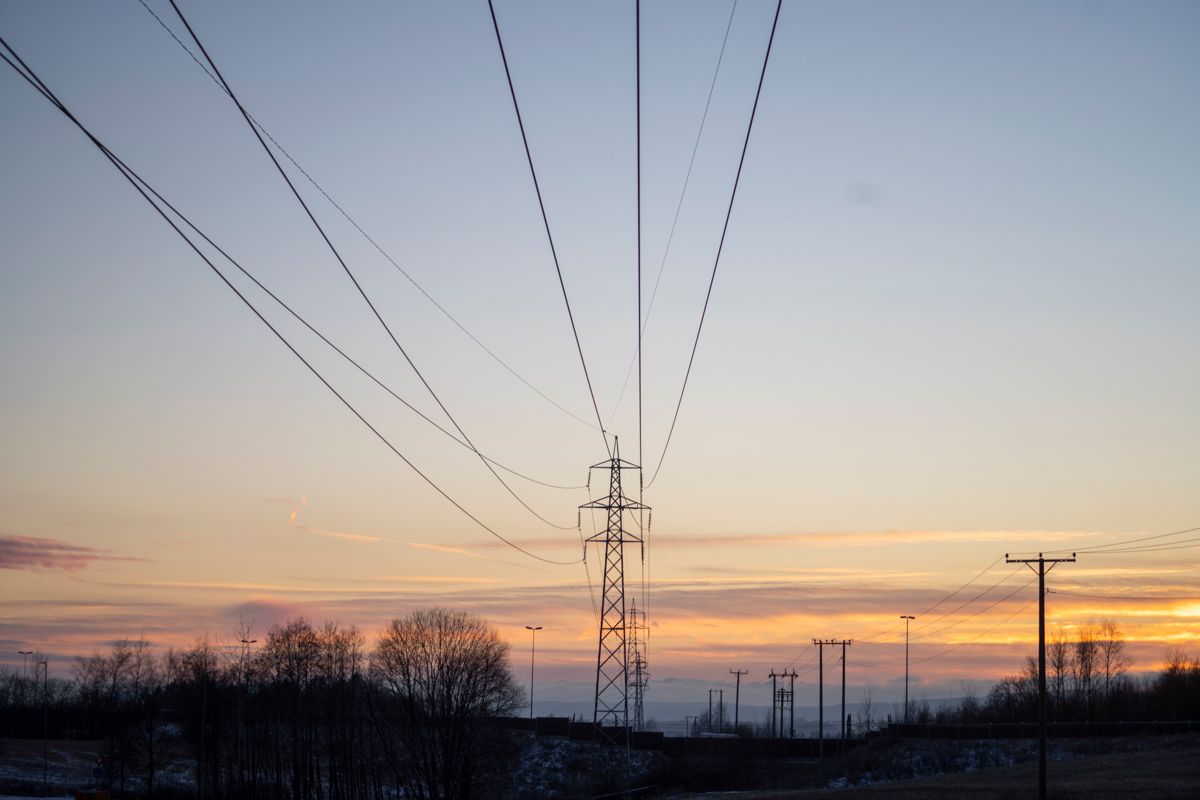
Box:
(1, 0, 1198, 722)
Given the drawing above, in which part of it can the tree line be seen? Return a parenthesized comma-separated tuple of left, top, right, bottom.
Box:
(891, 619, 1200, 728)
(0, 608, 522, 800)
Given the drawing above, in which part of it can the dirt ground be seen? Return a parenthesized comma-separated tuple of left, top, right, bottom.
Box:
(674, 742, 1200, 799)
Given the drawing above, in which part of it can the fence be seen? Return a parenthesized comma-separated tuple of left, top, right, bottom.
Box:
(875, 720, 1199, 740)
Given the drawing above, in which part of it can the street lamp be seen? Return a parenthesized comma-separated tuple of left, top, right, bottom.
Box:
(900, 616, 916, 723)
(524, 626, 542, 719)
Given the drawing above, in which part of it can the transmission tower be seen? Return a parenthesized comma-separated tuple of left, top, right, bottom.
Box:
(629, 599, 650, 731)
(580, 437, 649, 743)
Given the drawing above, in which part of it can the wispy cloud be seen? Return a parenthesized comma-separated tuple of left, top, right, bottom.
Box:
(408, 542, 550, 572)
(287, 496, 381, 543)
(459, 529, 1101, 552)
(0, 535, 140, 572)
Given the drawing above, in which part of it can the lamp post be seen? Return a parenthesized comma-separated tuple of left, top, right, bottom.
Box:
(524, 626, 542, 719)
(900, 616, 915, 723)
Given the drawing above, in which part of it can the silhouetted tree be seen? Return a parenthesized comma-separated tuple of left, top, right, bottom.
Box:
(1097, 618, 1132, 707)
(370, 608, 521, 800)
(1048, 626, 1070, 719)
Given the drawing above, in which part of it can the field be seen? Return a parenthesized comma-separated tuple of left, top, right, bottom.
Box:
(674, 737, 1200, 799)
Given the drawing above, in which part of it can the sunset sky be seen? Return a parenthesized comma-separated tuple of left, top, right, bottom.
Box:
(2, 0, 1198, 718)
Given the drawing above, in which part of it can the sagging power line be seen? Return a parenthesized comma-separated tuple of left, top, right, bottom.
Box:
(0, 35, 581, 568)
(646, 0, 783, 489)
(606, 0, 740, 429)
(133, 0, 601, 435)
(166, 0, 578, 532)
(487, 0, 612, 458)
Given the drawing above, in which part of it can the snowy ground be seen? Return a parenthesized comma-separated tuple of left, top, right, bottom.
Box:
(506, 730, 667, 798)
(0, 738, 191, 798)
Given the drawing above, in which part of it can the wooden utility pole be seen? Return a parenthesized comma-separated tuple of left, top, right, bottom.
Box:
(785, 669, 798, 738)
(729, 670, 748, 731)
(1006, 552, 1076, 800)
(768, 669, 779, 738)
(814, 639, 852, 756)
(840, 640, 853, 740)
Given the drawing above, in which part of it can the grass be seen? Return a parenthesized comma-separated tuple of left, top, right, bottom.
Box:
(672, 737, 1200, 799)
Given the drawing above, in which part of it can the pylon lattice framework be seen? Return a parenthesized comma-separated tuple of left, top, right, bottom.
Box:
(580, 437, 649, 738)
(629, 599, 649, 731)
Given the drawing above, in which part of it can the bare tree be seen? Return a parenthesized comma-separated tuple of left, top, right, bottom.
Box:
(127, 638, 164, 798)
(859, 688, 875, 735)
(1096, 618, 1133, 707)
(1072, 624, 1099, 719)
(175, 637, 221, 799)
(1048, 626, 1070, 719)
(371, 608, 521, 800)
(959, 681, 981, 722)
(261, 617, 321, 800)
(1163, 645, 1193, 676)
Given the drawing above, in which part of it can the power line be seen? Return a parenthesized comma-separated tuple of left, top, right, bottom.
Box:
(486, 0, 611, 458)
(1047, 589, 1200, 602)
(1076, 537, 1200, 555)
(39, 12, 580, 493)
(608, 0, 739, 428)
(783, 639, 820, 674)
(73, 117, 577, 490)
(152, 171, 580, 490)
(635, 0, 650, 682)
(133, 0, 598, 434)
(915, 556, 1007, 617)
(1010, 525, 1200, 556)
(909, 597, 1038, 666)
(853, 556, 1007, 644)
(907, 576, 1037, 643)
(646, 0, 783, 488)
(0, 37, 582, 567)
(166, 0, 575, 531)
(902, 567, 1027, 642)
(636, 0, 643, 484)
(853, 528, 1195, 649)
(852, 568, 1027, 646)
(1067, 525, 1200, 552)
(580, 483, 602, 625)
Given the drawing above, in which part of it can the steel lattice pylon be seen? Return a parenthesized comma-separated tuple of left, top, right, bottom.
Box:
(629, 599, 649, 731)
(580, 438, 648, 742)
